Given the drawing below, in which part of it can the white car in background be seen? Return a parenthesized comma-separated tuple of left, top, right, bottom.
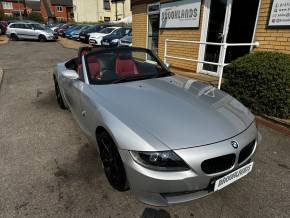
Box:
(89, 27, 120, 46)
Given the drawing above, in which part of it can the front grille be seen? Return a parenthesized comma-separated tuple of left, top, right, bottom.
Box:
(201, 154, 236, 174)
(238, 140, 256, 163)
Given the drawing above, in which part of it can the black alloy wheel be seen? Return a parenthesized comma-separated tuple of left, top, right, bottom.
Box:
(98, 131, 129, 192)
(54, 79, 67, 110)
(10, 34, 18, 41)
(39, 35, 47, 42)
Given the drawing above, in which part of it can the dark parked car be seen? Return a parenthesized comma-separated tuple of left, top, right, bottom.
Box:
(102, 27, 131, 47)
(72, 25, 91, 40)
(0, 21, 8, 35)
(119, 31, 132, 47)
(79, 24, 107, 43)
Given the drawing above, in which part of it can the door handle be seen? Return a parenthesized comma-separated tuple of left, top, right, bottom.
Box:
(82, 110, 87, 117)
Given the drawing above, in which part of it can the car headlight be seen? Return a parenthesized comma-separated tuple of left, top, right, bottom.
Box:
(130, 151, 190, 171)
(112, 39, 119, 43)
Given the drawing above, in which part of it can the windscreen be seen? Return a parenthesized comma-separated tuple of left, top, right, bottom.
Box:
(100, 27, 115, 34)
(85, 49, 171, 84)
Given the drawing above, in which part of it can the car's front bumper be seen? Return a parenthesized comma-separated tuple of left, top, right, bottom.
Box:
(119, 122, 258, 206)
(102, 41, 118, 47)
(119, 41, 132, 47)
(72, 34, 80, 39)
(89, 38, 102, 46)
(46, 35, 58, 41)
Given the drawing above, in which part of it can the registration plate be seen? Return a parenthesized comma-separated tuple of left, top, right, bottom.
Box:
(103, 42, 109, 45)
(80, 36, 85, 39)
(214, 162, 254, 192)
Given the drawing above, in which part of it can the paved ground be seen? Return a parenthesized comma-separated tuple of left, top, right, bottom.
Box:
(57, 37, 88, 50)
(0, 35, 9, 45)
(0, 41, 289, 218)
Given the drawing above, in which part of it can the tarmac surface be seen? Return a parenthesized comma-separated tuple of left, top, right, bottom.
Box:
(0, 41, 289, 218)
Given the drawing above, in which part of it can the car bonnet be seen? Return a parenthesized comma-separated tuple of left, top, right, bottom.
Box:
(89, 76, 255, 150)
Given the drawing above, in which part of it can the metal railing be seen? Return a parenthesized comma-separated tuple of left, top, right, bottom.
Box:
(164, 39, 259, 89)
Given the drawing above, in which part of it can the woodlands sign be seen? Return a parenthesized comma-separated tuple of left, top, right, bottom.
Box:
(160, 0, 201, 29)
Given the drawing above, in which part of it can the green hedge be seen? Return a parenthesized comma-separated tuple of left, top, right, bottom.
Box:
(223, 51, 290, 119)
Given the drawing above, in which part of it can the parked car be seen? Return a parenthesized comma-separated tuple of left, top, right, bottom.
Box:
(50, 23, 65, 31)
(72, 25, 91, 40)
(55, 24, 71, 37)
(0, 21, 8, 35)
(53, 46, 259, 206)
(6, 22, 58, 41)
(79, 24, 107, 43)
(89, 27, 120, 46)
(65, 25, 85, 39)
(119, 31, 132, 47)
(102, 28, 131, 47)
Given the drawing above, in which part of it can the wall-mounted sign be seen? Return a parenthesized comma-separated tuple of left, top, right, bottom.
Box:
(160, 0, 201, 29)
(268, 0, 290, 27)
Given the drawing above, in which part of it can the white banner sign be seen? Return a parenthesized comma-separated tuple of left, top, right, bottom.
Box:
(160, 0, 201, 29)
(268, 0, 290, 27)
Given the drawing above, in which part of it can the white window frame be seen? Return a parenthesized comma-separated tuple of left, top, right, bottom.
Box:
(56, 6, 63, 12)
(197, 0, 262, 76)
(2, 2, 13, 10)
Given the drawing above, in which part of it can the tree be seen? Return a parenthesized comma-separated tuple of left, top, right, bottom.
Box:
(27, 12, 44, 23)
(0, 9, 5, 21)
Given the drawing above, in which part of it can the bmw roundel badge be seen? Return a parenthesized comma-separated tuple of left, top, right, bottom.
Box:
(231, 141, 239, 149)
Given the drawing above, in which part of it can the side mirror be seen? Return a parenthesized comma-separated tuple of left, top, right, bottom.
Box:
(62, 70, 79, 80)
(164, 62, 171, 69)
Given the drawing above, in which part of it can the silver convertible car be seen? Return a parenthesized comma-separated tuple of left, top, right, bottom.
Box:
(53, 47, 259, 206)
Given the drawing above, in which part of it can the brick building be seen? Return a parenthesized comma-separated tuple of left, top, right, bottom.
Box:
(132, 0, 290, 77)
(0, 0, 32, 17)
(40, 0, 73, 23)
(26, 1, 41, 13)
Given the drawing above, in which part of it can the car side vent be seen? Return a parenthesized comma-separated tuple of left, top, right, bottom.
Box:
(201, 154, 236, 174)
(238, 140, 256, 164)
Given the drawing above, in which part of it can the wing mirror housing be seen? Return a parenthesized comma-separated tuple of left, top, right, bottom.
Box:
(62, 70, 79, 80)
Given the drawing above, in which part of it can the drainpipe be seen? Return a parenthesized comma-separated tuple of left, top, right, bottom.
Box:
(122, 0, 124, 19)
(115, 0, 118, 21)
(18, 0, 22, 20)
(23, 0, 27, 16)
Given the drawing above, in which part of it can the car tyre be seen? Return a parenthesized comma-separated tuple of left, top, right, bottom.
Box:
(10, 34, 18, 41)
(39, 35, 47, 42)
(97, 131, 129, 192)
(54, 78, 67, 110)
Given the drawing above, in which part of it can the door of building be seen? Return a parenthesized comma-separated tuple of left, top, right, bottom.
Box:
(199, 0, 260, 75)
(147, 3, 160, 54)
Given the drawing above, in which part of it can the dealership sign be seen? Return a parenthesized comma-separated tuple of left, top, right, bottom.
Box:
(160, 0, 201, 29)
(268, 0, 290, 27)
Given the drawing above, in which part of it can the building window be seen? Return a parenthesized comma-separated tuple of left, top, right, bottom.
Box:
(104, 0, 110, 10)
(2, 2, 13, 9)
(56, 6, 63, 12)
(104, 17, 111, 22)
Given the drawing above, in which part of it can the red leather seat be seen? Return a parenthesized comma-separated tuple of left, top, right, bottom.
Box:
(87, 56, 100, 79)
(77, 64, 83, 75)
(116, 54, 138, 77)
